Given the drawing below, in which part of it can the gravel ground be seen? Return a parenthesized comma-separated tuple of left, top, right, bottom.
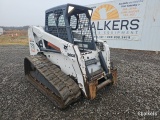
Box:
(0, 45, 160, 120)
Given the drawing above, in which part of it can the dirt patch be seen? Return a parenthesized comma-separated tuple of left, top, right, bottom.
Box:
(0, 46, 160, 120)
(0, 30, 28, 45)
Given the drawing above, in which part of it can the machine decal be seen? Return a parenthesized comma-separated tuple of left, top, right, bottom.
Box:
(67, 53, 75, 57)
(48, 42, 61, 52)
(30, 43, 35, 52)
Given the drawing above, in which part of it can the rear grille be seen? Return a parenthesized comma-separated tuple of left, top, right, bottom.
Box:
(85, 58, 98, 66)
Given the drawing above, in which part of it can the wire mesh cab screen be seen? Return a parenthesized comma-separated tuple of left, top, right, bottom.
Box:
(45, 4, 96, 50)
(46, 9, 68, 41)
(70, 13, 94, 50)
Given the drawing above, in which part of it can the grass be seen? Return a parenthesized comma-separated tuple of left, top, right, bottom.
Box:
(0, 30, 28, 46)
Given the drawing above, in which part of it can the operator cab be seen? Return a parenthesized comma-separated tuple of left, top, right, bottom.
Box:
(45, 4, 96, 52)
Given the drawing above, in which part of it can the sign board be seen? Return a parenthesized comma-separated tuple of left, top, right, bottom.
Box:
(88, 0, 147, 41)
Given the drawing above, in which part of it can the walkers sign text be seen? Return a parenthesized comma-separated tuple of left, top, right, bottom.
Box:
(89, 0, 146, 41)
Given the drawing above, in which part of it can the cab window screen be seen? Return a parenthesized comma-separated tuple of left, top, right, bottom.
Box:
(48, 13, 56, 26)
(47, 9, 68, 41)
(58, 15, 65, 26)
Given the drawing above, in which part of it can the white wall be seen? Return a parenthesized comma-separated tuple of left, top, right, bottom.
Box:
(0, 28, 3, 35)
(88, 0, 160, 51)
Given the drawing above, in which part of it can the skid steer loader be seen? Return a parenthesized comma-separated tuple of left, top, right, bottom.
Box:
(24, 4, 117, 109)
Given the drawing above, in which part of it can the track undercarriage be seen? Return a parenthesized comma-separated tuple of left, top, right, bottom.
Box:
(24, 54, 81, 109)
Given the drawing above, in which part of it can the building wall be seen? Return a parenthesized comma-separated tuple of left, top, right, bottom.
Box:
(0, 28, 3, 35)
(88, 0, 160, 51)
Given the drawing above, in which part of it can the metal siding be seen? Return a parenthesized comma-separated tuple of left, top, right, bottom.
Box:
(140, 0, 160, 51)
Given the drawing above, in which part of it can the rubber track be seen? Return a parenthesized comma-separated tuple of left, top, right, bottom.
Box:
(25, 54, 81, 109)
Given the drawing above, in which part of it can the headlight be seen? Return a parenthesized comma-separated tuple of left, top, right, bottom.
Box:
(68, 6, 74, 13)
(88, 10, 92, 16)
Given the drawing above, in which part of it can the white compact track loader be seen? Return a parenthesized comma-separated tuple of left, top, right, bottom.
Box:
(24, 4, 117, 109)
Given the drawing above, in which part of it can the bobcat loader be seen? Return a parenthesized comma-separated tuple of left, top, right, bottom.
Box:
(24, 4, 117, 109)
